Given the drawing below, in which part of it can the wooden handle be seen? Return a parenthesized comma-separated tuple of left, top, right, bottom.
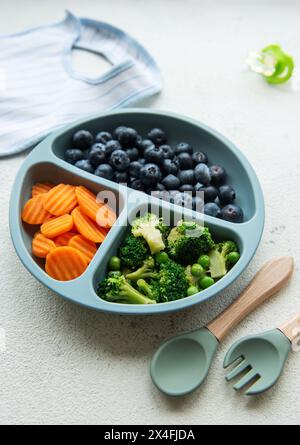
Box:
(206, 257, 294, 342)
(279, 313, 300, 342)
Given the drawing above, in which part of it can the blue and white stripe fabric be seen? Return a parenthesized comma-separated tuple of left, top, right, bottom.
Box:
(0, 11, 162, 156)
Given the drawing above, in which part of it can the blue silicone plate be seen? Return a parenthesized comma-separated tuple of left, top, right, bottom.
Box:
(9, 109, 264, 315)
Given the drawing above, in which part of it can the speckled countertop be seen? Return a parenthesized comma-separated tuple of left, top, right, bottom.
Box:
(0, 0, 299, 425)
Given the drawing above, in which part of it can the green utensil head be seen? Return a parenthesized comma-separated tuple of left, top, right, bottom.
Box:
(150, 328, 219, 396)
(223, 329, 291, 395)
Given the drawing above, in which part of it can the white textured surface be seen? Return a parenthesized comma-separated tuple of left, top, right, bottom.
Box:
(0, 0, 300, 425)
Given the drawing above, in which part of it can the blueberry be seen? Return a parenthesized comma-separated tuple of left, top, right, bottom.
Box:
(160, 145, 175, 159)
(162, 159, 178, 175)
(65, 148, 84, 164)
(114, 171, 128, 183)
(105, 140, 122, 158)
(74, 159, 94, 173)
(138, 139, 155, 154)
(178, 169, 195, 185)
(175, 142, 193, 155)
(201, 185, 218, 203)
(162, 174, 181, 190)
(194, 163, 211, 185)
(113, 126, 127, 140)
(129, 161, 142, 178)
(144, 146, 164, 166)
(218, 185, 236, 204)
(140, 163, 162, 186)
(130, 179, 145, 191)
(118, 127, 138, 148)
(88, 143, 106, 166)
(110, 150, 130, 172)
(94, 164, 114, 180)
(192, 151, 208, 165)
(155, 183, 166, 192)
(193, 196, 204, 212)
(204, 202, 221, 218)
(95, 131, 112, 144)
(82, 150, 89, 160)
(177, 152, 193, 169)
(147, 128, 167, 146)
(179, 184, 194, 193)
(72, 130, 93, 150)
(221, 204, 244, 223)
(210, 165, 226, 185)
(138, 158, 146, 165)
(126, 147, 139, 161)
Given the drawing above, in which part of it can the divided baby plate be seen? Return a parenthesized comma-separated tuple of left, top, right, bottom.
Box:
(9, 109, 265, 315)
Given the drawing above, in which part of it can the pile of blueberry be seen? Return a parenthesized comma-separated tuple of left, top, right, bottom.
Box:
(64, 126, 244, 223)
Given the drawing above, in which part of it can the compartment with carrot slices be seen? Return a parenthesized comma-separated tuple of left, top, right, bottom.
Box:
(21, 181, 116, 281)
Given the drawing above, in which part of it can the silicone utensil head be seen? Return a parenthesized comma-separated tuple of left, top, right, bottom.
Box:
(223, 329, 291, 395)
(150, 328, 219, 396)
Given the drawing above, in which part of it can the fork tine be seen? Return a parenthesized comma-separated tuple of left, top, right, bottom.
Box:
(225, 359, 250, 381)
(233, 369, 258, 391)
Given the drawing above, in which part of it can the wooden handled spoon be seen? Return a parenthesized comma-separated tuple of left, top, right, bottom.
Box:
(150, 257, 294, 396)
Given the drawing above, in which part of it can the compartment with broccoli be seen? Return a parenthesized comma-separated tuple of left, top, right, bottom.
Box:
(96, 213, 240, 304)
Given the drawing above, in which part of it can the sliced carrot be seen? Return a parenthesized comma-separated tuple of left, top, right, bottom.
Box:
(22, 194, 51, 225)
(75, 185, 116, 228)
(72, 207, 106, 243)
(45, 246, 88, 281)
(43, 184, 77, 216)
(41, 214, 73, 238)
(54, 231, 77, 247)
(75, 186, 103, 221)
(32, 232, 56, 258)
(32, 182, 54, 197)
(69, 234, 97, 263)
(96, 205, 117, 229)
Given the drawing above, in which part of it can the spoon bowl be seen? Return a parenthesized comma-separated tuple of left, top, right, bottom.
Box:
(150, 328, 218, 396)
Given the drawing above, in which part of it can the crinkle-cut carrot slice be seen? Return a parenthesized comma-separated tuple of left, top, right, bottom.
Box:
(75, 185, 116, 228)
(96, 205, 116, 229)
(75, 186, 104, 220)
(69, 234, 97, 263)
(54, 231, 77, 247)
(72, 207, 106, 243)
(32, 182, 54, 197)
(45, 246, 88, 281)
(32, 232, 56, 258)
(22, 194, 51, 225)
(41, 214, 73, 238)
(43, 184, 77, 216)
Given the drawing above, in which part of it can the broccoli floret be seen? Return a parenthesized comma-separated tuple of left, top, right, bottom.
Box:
(156, 220, 171, 244)
(209, 241, 239, 279)
(167, 221, 214, 265)
(125, 256, 158, 282)
(137, 279, 160, 302)
(158, 259, 189, 302)
(131, 213, 166, 254)
(97, 275, 156, 305)
(119, 234, 149, 269)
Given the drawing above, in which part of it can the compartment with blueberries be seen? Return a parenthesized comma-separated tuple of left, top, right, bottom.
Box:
(64, 126, 244, 223)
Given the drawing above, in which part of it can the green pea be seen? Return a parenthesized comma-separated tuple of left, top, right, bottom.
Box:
(187, 286, 199, 296)
(199, 276, 215, 289)
(198, 255, 210, 269)
(155, 252, 169, 264)
(191, 263, 204, 277)
(227, 252, 240, 264)
(108, 256, 121, 271)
